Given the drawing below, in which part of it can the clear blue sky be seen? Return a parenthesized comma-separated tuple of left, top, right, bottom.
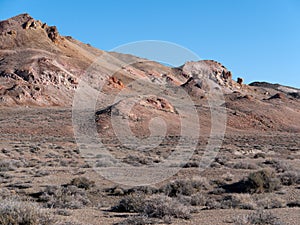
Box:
(1, 0, 299, 88)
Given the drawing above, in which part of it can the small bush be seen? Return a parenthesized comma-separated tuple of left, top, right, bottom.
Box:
(263, 159, 291, 173)
(38, 185, 90, 209)
(143, 195, 191, 220)
(280, 171, 300, 186)
(234, 210, 284, 225)
(215, 156, 230, 166)
(105, 186, 126, 196)
(205, 198, 222, 209)
(115, 215, 157, 225)
(161, 178, 210, 197)
(122, 155, 152, 166)
(111, 193, 145, 213)
(233, 162, 259, 170)
(0, 199, 53, 225)
(247, 170, 281, 193)
(205, 194, 257, 210)
(0, 159, 22, 172)
(112, 194, 191, 220)
(255, 194, 286, 209)
(222, 170, 281, 194)
(70, 177, 95, 189)
(95, 155, 118, 167)
(190, 193, 207, 206)
(183, 161, 199, 168)
(222, 194, 257, 210)
(253, 153, 266, 159)
(55, 222, 84, 225)
(222, 172, 234, 182)
(105, 185, 158, 196)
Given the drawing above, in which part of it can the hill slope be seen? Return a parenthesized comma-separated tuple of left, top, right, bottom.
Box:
(0, 14, 300, 133)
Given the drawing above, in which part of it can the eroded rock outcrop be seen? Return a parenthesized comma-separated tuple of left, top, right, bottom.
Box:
(140, 96, 176, 113)
(182, 60, 233, 88)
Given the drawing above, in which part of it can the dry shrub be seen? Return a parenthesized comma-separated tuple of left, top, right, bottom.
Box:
(263, 159, 291, 173)
(0, 199, 53, 225)
(222, 169, 281, 194)
(280, 171, 300, 186)
(255, 194, 286, 209)
(205, 194, 257, 210)
(115, 215, 158, 225)
(234, 210, 284, 225)
(190, 193, 207, 206)
(232, 162, 259, 170)
(112, 194, 191, 220)
(70, 177, 95, 190)
(143, 195, 191, 220)
(247, 170, 281, 193)
(38, 185, 90, 209)
(0, 159, 23, 172)
(111, 193, 145, 213)
(161, 178, 210, 197)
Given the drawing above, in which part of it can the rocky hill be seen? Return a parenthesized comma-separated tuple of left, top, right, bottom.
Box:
(1, 14, 300, 133)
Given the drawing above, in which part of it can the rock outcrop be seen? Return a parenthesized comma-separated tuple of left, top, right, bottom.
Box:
(182, 60, 233, 88)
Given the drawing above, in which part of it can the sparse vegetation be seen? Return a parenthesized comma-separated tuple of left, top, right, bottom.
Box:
(0, 199, 53, 225)
(112, 194, 191, 221)
(111, 193, 146, 213)
(279, 171, 300, 186)
(232, 161, 259, 170)
(263, 159, 291, 173)
(115, 215, 158, 225)
(160, 178, 210, 197)
(255, 194, 286, 209)
(38, 185, 91, 209)
(143, 195, 191, 220)
(234, 210, 284, 225)
(204, 194, 257, 210)
(0, 159, 22, 172)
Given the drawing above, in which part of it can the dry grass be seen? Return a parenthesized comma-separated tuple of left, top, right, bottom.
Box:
(112, 193, 191, 221)
(160, 178, 210, 197)
(38, 185, 91, 209)
(115, 215, 158, 225)
(0, 199, 53, 225)
(234, 210, 284, 225)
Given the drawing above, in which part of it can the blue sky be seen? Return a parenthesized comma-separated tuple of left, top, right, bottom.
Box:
(1, 0, 299, 87)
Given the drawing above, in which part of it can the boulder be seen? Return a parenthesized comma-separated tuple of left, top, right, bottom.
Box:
(237, 77, 243, 85)
(268, 93, 286, 100)
(45, 26, 59, 42)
